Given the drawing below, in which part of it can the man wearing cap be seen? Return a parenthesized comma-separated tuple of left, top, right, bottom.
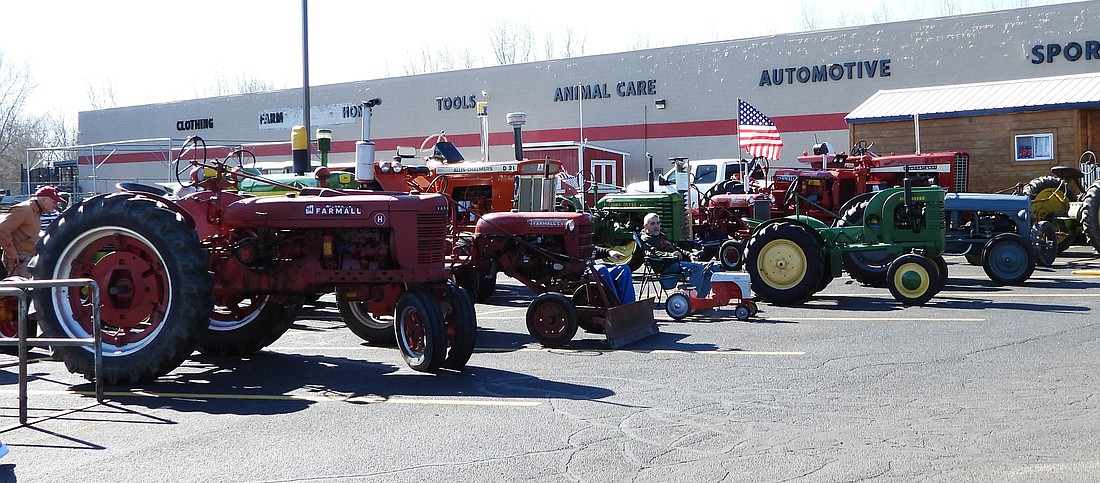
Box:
(0, 185, 65, 278)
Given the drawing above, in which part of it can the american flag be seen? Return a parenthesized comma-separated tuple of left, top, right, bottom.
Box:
(738, 99, 783, 160)
(557, 170, 579, 196)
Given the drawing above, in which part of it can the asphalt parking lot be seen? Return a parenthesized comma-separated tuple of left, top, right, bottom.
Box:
(3, 248, 1100, 482)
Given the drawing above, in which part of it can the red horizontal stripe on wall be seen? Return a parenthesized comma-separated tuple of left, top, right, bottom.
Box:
(83, 113, 850, 164)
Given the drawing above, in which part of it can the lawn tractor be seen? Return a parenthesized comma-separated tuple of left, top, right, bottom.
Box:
(744, 177, 947, 306)
(1020, 151, 1100, 255)
(31, 135, 476, 384)
(663, 271, 757, 321)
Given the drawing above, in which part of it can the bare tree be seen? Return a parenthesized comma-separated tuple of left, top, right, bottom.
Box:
(205, 73, 277, 97)
(488, 20, 535, 65)
(404, 46, 456, 75)
(0, 51, 38, 189)
(559, 27, 586, 58)
(86, 79, 117, 110)
(800, 0, 823, 31)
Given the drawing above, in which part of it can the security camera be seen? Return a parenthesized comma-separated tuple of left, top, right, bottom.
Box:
(363, 98, 382, 108)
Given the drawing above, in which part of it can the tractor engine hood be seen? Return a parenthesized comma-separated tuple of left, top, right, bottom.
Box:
(219, 191, 450, 229)
(475, 211, 593, 237)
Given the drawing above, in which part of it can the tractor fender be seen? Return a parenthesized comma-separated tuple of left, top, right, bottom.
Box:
(78, 191, 197, 230)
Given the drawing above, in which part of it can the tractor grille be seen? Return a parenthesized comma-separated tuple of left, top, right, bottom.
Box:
(416, 212, 448, 265)
(954, 154, 969, 192)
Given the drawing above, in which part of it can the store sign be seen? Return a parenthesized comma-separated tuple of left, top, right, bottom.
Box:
(551, 80, 658, 102)
(176, 118, 214, 131)
(1030, 40, 1100, 64)
(759, 59, 892, 87)
(257, 103, 363, 130)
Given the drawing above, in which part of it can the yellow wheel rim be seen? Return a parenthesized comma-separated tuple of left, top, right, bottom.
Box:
(892, 262, 930, 299)
(757, 239, 807, 290)
(1031, 187, 1070, 220)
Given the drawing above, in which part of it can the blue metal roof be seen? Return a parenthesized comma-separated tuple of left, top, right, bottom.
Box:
(846, 72, 1100, 124)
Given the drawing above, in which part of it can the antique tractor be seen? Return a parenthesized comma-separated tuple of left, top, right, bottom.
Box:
(460, 211, 657, 348)
(745, 179, 947, 306)
(30, 136, 476, 384)
(1020, 151, 1100, 255)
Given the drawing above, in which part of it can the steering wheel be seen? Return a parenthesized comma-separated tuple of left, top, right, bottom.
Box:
(175, 136, 211, 188)
(783, 178, 800, 207)
(852, 140, 875, 156)
(420, 132, 449, 161)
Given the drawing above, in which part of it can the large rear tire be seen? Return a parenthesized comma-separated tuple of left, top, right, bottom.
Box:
(394, 288, 446, 372)
(1082, 182, 1100, 255)
(982, 233, 1035, 285)
(1023, 176, 1076, 251)
(336, 291, 396, 344)
(197, 295, 301, 356)
(745, 222, 824, 305)
(31, 193, 213, 384)
(837, 201, 894, 287)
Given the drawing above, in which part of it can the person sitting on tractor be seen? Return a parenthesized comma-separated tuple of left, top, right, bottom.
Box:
(638, 212, 717, 297)
(1, 185, 66, 278)
(593, 245, 635, 304)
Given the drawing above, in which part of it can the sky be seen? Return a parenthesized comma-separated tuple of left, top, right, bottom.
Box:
(0, 0, 1077, 123)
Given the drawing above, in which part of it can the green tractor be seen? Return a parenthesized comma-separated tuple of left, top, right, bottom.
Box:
(1019, 151, 1100, 255)
(589, 191, 690, 270)
(745, 181, 947, 306)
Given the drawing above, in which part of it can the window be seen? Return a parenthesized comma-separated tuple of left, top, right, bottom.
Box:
(1015, 133, 1054, 161)
(694, 164, 718, 184)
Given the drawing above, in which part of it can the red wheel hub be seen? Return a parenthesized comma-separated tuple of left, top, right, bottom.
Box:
(532, 304, 567, 337)
(89, 251, 158, 328)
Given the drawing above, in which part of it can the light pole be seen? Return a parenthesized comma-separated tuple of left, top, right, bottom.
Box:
(648, 98, 667, 192)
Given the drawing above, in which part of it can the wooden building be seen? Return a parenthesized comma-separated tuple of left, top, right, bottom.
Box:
(846, 72, 1100, 193)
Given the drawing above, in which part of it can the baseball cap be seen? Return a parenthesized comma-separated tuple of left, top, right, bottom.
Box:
(35, 185, 66, 203)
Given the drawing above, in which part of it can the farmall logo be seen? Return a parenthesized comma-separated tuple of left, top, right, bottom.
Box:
(774, 174, 798, 182)
(304, 204, 363, 216)
(529, 218, 567, 227)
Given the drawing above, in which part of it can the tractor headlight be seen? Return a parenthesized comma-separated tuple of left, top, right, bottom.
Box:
(1016, 209, 1028, 221)
(379, 161, 391, 173)
(565, 219, 576, 232)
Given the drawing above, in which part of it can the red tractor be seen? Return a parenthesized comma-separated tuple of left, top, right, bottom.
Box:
(30, 136, 476, 384)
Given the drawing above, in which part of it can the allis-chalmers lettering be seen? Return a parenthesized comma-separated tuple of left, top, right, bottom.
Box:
(759, 59, 891, 87)
(1030, 40, 1100, 63)
(176, 118, 215, 131)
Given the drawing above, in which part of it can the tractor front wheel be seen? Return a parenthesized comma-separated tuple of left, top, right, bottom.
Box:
(395, 288, 446, 372)
(336, 292, 396, 344)
(886, 254, 940, 306)
(526, 292, 578, 348)
(440, 284, 477, 370)
(1033, 220, 1059, 267)
(197, 295, 301, 356)
(745, 223, 824, 305)
(718, 239, 744, 271)
(32, 193, 213, 384)
(982, 233, 1035, 285)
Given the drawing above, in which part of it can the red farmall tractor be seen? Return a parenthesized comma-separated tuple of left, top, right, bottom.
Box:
(30, 136, 476, 384)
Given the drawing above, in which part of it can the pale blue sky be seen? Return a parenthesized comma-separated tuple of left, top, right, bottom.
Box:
(0, 0, 1075, 120)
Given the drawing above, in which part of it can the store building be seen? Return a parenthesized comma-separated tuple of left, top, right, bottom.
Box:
(75, 1, 1100, 194)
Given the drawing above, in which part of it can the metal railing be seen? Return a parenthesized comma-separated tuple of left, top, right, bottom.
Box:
(0, 278, 104, 426)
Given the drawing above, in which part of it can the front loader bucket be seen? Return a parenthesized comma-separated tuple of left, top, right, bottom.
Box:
(602, 297, 658, 348)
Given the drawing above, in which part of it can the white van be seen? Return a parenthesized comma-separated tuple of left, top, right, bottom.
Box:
(625, 158, 748, 208)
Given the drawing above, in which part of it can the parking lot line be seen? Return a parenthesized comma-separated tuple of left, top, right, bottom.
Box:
(474, 347, 805, 356)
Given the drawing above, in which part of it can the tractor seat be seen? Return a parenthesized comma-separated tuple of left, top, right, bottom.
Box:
(1051, 165, 1083, 180)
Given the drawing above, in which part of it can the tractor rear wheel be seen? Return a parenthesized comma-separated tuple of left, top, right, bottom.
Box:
(336, 292, 396, 344)
(837, 201, 893, 287)
(887, 254, 940, 306)
(1023, 176, 1076, 252)
(395, 288, 446, 372)
(718, 239, 744, 271)
(525, 292, 578, 347)
(745, 222, 824, 305)
(32, 193, 213, 384)
(197, 295, 301, 355)
(1033, 220, 1058, 267)
(982, 233, 1035, 285)
(440, 284, 477, 370)
(1082, 182, 1100, 255)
